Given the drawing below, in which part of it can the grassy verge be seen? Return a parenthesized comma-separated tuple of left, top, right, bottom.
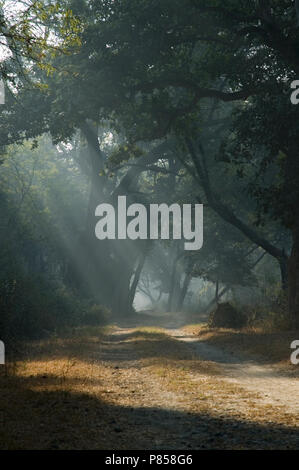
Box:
(0, 325, 116, 449)
(183, 323, 299, 373)
(0, 324, 298, 450)
(124, 327, 299, 432)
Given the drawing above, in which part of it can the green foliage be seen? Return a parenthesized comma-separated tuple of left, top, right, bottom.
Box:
(0, 1, 82, 86)
(0, 0, 297, 326)
(0, 271, 111, 341)
(0, 274, 76, 340)
(107, 144, 144, 170)
(0, 134, 96, 341)
(81, 304, 111, 326)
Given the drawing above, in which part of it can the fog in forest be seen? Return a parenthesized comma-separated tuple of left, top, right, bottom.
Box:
(0, 0, 298, 453)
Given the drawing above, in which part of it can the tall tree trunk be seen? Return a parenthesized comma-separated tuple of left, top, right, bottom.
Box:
(177, 272, 192, 311)
(167, 247, 183, 312)
(206, 286, 230, 312)
(167, 262, 177, 312)
(111, 259, 133, 316)
(288, 228, 299, 328)
(279, 255, 288, 291)
(127, 249, 147, 313)
(215, 279, 219, 303)
(81, 121, 110, 302)
(80, 121, 123, 307)
(185, 138, 289, 289)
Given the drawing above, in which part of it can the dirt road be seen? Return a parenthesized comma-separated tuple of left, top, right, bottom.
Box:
(168, 328, 299, 415)
(91, 318, 299, 450)
(1, 316, 298, 449)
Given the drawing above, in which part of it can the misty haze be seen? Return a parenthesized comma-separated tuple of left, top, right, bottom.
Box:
(0, 0, 298, 454)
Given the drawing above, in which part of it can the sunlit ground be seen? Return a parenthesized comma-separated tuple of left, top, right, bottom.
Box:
(0, 316, 298, 450)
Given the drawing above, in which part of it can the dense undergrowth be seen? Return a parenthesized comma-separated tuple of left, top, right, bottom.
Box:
(0, 273, 111, 347)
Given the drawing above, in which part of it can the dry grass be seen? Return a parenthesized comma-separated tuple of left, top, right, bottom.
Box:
(184, 323, 299, 374)
(0, 326, 117, 449)
(130, 328, 298, 425)
(0, 324, 298, 449)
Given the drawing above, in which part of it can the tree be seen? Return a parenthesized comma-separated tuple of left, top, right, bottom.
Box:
(60, 0, 298, 322)
(0, 1, 81, 85)
(3, 0, 298, 320)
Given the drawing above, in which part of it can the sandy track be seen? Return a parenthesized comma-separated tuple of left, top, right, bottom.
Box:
(97, 323, 299, 449)
(1, 320, 298, 449)
(168, 328, 299, 414)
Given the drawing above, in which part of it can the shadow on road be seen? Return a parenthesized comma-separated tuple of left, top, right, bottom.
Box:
(0, 373, 298, 450)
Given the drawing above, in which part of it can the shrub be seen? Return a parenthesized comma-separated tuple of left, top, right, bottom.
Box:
(81, 304, 111, 326)
(209, 302, 247, 329)
(246, 290, 291, 332)
(0, 274, 82, 341)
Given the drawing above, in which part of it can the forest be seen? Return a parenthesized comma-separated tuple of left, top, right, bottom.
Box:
(0, 0, 298, 453)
